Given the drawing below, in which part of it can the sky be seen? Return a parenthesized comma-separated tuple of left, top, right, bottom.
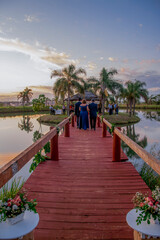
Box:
(0, 0, 160, 100)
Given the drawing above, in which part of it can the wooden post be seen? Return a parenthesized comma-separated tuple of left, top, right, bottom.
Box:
(64, 121, 70, 137)
(112, 127, 121, 162)
(102, 121, 106, 137)
(50, 127, 58, 161)
(97, 116, 100, 128)
(72, 115, 74, 127)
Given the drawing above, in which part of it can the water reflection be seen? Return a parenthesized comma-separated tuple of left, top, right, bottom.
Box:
(0, 114, 49, 166)
(18, 116, 34, 133)
(122, 124, 148, 159)
(142, 111, 160, 121)
(121, 110, 160, 173)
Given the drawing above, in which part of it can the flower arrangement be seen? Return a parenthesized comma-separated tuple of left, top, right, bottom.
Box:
(132, 186, 160, 225)
(0, 178, 37, 222)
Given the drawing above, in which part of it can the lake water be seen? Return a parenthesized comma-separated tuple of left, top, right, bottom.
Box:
(121, 110, 160, 172)
(0, 114, 50, 187)
(0, 111, 160, 187)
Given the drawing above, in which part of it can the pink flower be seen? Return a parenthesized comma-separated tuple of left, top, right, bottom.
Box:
(139, 202, 145, 207)
(148, 201, 153, 207)
(7, 202, 11, 207)
(145, 197, 152, 202)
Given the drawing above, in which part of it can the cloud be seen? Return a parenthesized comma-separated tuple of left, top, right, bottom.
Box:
(118, 67, 160, 94)
(108, 57, 118, 62)
(100, 57, 104, 60)
(137, 59, 160, 65)
(86, 62, 97, 70)
(156, 44, 160, 51)
(148, 87, 160, 92)
(139, 24, 143, 28)
(0, 86, 54, 101)
(24, 15, 39, 23)
(0, 37, 76, 66)
(0, 27, 4, 34)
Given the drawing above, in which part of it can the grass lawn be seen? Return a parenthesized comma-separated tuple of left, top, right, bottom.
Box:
(37, 114, 67, 125)
(104, 112, 140, 125)
(119, 104, 160, 110)
(0, 106, 49, 113)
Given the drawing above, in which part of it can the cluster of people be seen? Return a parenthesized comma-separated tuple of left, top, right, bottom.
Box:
(75, 98, 98, 130)
(108, 102, 119, 115)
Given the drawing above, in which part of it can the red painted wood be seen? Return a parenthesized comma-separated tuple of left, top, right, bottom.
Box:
(50, 127, 58, 161)
(64, 121, 70, 137)
(102, 121, 106, 137)
(24, 126, 149, 240)
(71, 115, 74, 127)
(113, 127, 121, 162)
(97, 116, 100, 127)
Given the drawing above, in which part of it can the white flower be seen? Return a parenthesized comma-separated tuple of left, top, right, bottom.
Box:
(25, 204, 29, 210)
(12, 205, 18, 211)
(6, 207, 11, 211)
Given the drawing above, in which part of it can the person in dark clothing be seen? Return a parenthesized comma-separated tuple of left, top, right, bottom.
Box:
(75, 98, 82, 128)
(89, 99, 98, 130)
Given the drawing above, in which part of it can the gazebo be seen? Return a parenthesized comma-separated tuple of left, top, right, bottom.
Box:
(65, 91, 99, 101)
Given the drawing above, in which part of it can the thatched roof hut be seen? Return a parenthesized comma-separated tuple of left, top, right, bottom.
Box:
(65, 91, 99, 101)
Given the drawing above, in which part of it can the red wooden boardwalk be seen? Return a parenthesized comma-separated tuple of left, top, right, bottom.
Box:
(25, 126, 149, 240)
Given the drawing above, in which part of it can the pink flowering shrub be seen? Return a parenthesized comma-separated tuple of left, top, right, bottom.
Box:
(0, 189, 37, 222)
(132, 186, 160, 225)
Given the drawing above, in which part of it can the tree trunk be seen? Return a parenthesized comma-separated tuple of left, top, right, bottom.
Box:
(102, 95, 105, 115)
(133, 99, 135, 115)
(129, 100, 132, 117)
(126, 103, 128, 113)
(67, 85, 70, 116)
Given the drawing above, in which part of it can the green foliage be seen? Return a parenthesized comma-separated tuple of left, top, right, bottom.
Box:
(140, 163, 160, 190)
(43, 142, 50, 153)
(33, 130, 42, 142)
(29, 152, 46, 172)
(0, 186, 37, 222)
(110, 124, 115, 135)
(29, 130, 51, 172)
(32, 94, 46, 112)
(53, 104, 63, 110)
(0, 178, 24, 202)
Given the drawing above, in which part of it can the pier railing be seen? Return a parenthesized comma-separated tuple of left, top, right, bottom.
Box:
(0, 114, 74, 188)
(98, 115, 160, 176)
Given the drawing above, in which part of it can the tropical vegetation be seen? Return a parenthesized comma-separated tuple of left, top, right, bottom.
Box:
(51, 64, 86, 115)
(17, 87, 33, 106)
(118, 80, 148, 116)
(88, 68, 121, 115)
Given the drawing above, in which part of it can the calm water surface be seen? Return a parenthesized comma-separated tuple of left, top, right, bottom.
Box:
(0, 114, 50, 186)
(0, 111, 160, 187)
(121, 110, 160, 172)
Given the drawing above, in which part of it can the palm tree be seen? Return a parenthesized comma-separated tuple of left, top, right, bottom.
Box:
(51, 65, 86, 115)
(53, 79, 73, 104)
(76, 79, 93, 98)
(18, 116, 34, 133)
(125, 80, 148, 116)
(17, 87, 33, 106)
(88, 68, 120, 115)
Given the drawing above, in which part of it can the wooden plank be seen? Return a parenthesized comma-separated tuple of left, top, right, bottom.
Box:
(23, 127, 150, 240)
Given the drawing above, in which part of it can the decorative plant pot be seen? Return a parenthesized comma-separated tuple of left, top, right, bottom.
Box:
(150, 216, 160, 224)
(8, 212, 25, 225)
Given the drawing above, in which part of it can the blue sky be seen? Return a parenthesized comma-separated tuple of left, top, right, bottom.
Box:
(0, 0, 160, 98)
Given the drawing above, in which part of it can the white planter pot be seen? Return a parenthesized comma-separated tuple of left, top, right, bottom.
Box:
(8, 212, 25, 225)
(150, 216, 160, 224)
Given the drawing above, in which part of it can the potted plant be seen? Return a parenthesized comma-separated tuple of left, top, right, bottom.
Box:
(132, 186, 160, 225)
(0, 179, 37, 224)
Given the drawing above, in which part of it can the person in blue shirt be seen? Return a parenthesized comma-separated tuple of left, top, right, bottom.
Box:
(114, 102, 119, 114)
(89, 99, 98, 130)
